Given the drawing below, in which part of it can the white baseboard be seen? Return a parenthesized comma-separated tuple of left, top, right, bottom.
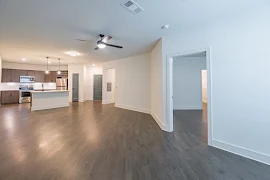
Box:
(115, 104, 150, 114)
(174, 106, 203, 110)
(31, 103, 69, 111)
(151, 113, 170, 132)
(103, 101, 115, 105)
(212, 139, 270, 165)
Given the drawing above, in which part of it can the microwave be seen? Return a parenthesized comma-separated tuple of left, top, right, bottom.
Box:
(20, 76, 35, 83)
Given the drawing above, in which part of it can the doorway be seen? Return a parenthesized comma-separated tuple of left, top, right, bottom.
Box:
(93, 75, 103, 100)
(167, 47, 212, 145)
(72, 74, 79, 102)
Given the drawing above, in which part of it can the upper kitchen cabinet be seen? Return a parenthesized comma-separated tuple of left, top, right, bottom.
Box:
(12, 69, 28, 82)
(2, 69, 29, 82)
(45, 71, 57, 82)
(1, 69, 62, 83)
(34, 71, 45, 82)
(2, 69, 13, 82)
(50, 71, 57, 82)
(27, 70, 35, 76)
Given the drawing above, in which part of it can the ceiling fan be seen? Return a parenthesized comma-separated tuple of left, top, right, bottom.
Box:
(77, 34, 123, 50)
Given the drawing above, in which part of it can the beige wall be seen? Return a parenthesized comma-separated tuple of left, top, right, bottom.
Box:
(202, 70, 208, 103)
(151, 40, 167, 130)
(0, 57, 2, 83)
(103, 53, 151, 113)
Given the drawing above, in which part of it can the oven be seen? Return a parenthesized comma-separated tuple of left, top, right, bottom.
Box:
(19, 85, 33, 104)
(19, 91, 31, 104)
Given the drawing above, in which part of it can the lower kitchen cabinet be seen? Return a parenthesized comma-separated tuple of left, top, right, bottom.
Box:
(1, 91, 20, 104)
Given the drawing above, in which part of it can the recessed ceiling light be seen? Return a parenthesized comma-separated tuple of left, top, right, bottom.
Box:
(92, 64, 96, 67)
(66, 51, 80, 57)
(21, 58, 26, 61)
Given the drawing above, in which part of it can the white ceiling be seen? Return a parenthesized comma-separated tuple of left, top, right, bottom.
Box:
(0, 0, 265, 65)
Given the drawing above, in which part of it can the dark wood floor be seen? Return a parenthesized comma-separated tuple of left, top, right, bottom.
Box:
(0, 101, 269, 180)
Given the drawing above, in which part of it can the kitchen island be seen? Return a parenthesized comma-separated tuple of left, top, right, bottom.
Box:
(31, 90, 69, 111)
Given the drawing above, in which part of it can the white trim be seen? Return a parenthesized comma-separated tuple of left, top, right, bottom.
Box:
(174, 107, 203, 110)
(212, 140, 270, 165)
(166, 47, 213, 145)
(31, 103, 69, 111)
(103, 101, 115, 104)
(151, 113, 170, 131)
(115, 104, 151, 114)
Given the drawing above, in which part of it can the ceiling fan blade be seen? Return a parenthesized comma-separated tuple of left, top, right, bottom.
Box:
(76, 39, 95, 42)
(94, 47, 99, 50)
(101, 35, 112, 43)
(105, 43, 123, 49)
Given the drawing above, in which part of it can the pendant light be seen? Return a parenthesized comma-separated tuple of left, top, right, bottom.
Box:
(45, 57, 49, 74)
(57, 58, 61, 75)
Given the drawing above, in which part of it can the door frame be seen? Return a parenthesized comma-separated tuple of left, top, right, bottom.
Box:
(93, 74, 103, 100)
(72, 73, 79, 102)
(166, 47, 213, 145)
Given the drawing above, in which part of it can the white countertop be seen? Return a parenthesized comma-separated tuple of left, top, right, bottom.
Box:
(31, 90, 69, 93)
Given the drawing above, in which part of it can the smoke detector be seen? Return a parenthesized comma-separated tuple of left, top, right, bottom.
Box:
(162, 25, 170, 29)
(122, 0, 144, 14)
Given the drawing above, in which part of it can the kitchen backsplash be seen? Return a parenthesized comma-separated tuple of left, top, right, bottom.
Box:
(0, 83, 56, 90)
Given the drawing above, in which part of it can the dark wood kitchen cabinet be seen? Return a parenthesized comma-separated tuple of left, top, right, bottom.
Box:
(2, 69, 13, 82)
(34, 71, 45, 82)
(50, 71, 57, 82)
(2, 69, 62, 83)
(1, 91, 19, 104)
(27, 70, 35, 76)
(2, 69, 28, 82)
(45, 71, 57, 82)
(12, 69, 28, 82)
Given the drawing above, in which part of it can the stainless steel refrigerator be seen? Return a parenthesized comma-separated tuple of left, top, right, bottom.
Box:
(56, 78, 68, 90)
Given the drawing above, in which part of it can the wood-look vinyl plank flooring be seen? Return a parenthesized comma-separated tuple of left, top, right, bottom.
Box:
(0, 101, 269, 180)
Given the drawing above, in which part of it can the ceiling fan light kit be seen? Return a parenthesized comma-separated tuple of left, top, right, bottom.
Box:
(97, 41, 106, 49)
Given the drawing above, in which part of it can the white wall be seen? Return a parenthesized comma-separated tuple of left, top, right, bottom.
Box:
(84, 66, 103, 101)
(150, 40, 168, 130)
(173, 56, 206, 110)
(103, 53, 151, 113)
(2, 61, 68, 71)
(103, 69, 115, 104)
(160, 6, 270, 164)
(68, 64, 85, 102)
(202, 70, 208, 103)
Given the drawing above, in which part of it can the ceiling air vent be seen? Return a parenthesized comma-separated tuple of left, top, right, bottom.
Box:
(122, 0, 144, 15)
